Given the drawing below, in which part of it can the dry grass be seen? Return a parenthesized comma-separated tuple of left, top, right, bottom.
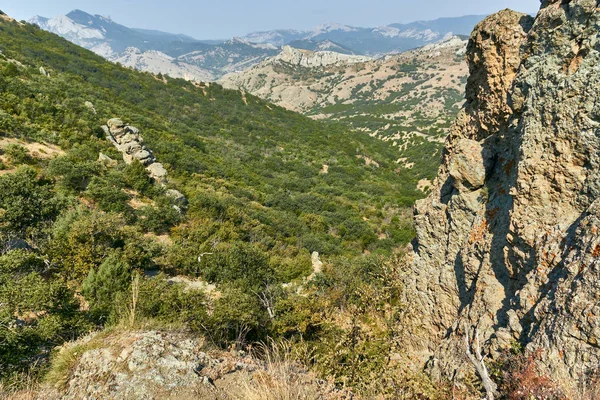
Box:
(0, 371, 40, 400)
(234, 339, 322, 400)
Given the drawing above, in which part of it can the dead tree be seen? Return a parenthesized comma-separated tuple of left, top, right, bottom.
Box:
(465, 324, 498, 400)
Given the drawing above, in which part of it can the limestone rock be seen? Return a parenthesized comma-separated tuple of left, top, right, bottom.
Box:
(107, 118, 125, 130)
(275, 45, 372, 68)
(405, 1, 600, 391)
(98, 152, 117, 167)
(42, 330, 348, 399)
(147, 162, 168, 181)
(104, 119, 160, 178)
(165, 188, 187, 207)
(448, 139, 492, 191)
(84, 101, 97, 114)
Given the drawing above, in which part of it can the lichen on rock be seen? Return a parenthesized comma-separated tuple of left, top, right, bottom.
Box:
(404, 0, 600, 391)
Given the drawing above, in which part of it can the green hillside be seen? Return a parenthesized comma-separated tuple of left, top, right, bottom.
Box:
(0, 16, 424, 392)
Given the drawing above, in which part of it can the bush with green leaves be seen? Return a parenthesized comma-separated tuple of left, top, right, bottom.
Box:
(0, 250, 90, 381)
(201, 242, 275, 290)
(0, 166, 59, 237)
(136, 197, 181, 234)
(3, 143, 32, 165)
(83, 252, 132, 321)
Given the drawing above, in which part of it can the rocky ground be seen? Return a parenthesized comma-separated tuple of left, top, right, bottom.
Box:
(20, 329, 350, 400)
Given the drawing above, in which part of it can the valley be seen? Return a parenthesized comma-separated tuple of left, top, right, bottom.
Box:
(220, 36, 469, 183)
(3, 1, 594, 399)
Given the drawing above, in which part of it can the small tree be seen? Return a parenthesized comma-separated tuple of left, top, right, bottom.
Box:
(83, 253, 132, 320)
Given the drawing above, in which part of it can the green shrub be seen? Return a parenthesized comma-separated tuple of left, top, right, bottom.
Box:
(83, 252, 132, 321)
(3, 144, 32, 165)
(0, 250, 89, 381)
(0, 166, 59, 236)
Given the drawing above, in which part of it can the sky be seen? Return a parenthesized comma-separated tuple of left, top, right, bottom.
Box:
(3, 0, 541, 39)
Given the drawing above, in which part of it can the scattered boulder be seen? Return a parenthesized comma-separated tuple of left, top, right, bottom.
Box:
(165, 189, 187, 207)
(147, 162, 168, 181)
(39, 66, 49, 77)
(98, 152, 117, 167)
(84, 101, 97, 114)
(2, 239, 32, 253)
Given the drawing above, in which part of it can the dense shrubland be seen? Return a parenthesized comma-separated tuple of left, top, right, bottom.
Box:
(1, 16, 534, 399)
(0, 15, 564, 400)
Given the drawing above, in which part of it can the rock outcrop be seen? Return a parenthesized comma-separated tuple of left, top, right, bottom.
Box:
(103, 118, 187, 206)
(103, 118, 166, 182)
(405, 1, 600, 391)
(42, 330, 349, 399)
(273, 45, 372, 68)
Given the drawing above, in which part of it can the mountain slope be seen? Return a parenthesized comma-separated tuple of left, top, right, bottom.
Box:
(287, 39, 358, 55)
(219, 36, 469, 184)
(29, 10, 279, 80)
(0, 12, 422, 384)
(30, 11, 485, 82)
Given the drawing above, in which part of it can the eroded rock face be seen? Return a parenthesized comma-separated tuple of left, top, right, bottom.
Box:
(406, 1, 600, 390)
(275, 45, 372, 68)
(105, 118, 157, 168)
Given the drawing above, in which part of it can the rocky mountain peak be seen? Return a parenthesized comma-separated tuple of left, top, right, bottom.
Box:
(273, 45, 372, 67)
(405, 0, 600, 392)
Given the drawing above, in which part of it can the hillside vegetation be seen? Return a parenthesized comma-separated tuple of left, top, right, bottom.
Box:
(219, 37, 469, 186)
(0, 14, 433, 396)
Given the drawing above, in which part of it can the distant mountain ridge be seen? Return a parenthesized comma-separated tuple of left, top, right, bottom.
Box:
(242, 16, 485, 55)
(29, 10, 279, 80)
(29, 10, 485, 80)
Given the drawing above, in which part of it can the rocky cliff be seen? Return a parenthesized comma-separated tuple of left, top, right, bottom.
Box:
(273, 45, 372, 68)
(406, 0, 600, 391)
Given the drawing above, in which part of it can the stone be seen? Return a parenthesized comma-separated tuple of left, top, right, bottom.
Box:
(41, 330, 348, 399)
(165, 188, 187, 206)
(39, 66, 49, 77)
(275, 45, 372, 68)
(448, 139, 491, 191)
(98, 152, 117, 167)
(147, 163, 169, 181)
(403, 2, 600, 391)
(125, 125, 140, 135)
(121, 141, 142, 155)
(107, 118, 125, 130)
(84, 101, 96, 114)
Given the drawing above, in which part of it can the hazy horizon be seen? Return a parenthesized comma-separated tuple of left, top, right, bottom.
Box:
(4, 0, 540, 40)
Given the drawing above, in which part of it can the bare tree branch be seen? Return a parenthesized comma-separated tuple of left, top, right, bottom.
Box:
(465, 324, 498, 400)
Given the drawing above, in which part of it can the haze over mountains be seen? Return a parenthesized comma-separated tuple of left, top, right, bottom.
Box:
(29, 9, 484, 80)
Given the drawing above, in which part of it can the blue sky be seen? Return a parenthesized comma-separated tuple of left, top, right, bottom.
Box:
(4, 0, 541, 39)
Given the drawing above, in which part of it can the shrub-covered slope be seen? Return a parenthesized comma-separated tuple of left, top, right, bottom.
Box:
(0, 14, 420, 384)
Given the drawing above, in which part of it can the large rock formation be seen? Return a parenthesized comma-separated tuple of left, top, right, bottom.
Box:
(274, 45, 372, 68)
(103, 118, 168, 182)
(103, 118, 187, 208)
(406, 0, 600, 390)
